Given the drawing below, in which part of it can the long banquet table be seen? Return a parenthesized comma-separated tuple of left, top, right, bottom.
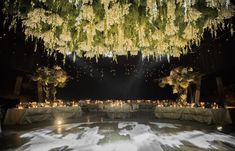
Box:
(154, 107, 232, 125)
(4, 106, 82, 125)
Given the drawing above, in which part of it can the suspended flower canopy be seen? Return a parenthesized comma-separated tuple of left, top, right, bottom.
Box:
(2, 0, 235, 61)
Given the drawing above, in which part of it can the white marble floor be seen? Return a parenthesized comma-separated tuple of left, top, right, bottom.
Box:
(0, 120, 235, 151)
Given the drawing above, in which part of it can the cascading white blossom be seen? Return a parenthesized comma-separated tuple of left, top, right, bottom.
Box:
(104, 3, 131, 30)
(3, 0, 235, 60)
(79, 5, 95, 22)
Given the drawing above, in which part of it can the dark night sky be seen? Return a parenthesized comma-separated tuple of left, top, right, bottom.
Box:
(0, 1, 235, 100)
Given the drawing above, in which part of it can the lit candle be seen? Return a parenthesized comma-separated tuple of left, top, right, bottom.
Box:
(191, 103, 195, 108)
(18, 106, 24, 109)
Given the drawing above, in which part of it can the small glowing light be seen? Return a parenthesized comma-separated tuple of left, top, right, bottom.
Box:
(87, 117, 90, 123)
(57, 120, 63, 125)
(57, 127, 63, 134)
(142, 54, 145, 59)
(18, 106, 24, 109)
(104, 52, 113, 58)
(167, 54, 170, 63)
(66, 51, 72, 55)
(217, 126, 223, 131)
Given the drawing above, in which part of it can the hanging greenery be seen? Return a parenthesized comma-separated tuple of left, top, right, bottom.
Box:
(159, 67, 200, 105)
(2, 0, 234, 60)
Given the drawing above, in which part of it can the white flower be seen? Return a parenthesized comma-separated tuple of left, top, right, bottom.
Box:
(46, 14, 64, 26)
(59, 25, 72, 42)
(165, 21, 179, 36)
(75, 16, 81, 25)
(183, 24, 199, 40)
(101, 0, 117, 11)
(169, 36, 187, 48)
(6, 0, 235, 59)
(217, 7, 235, 20)
(79, 5, 95, 22)
(184, 8, 202, 22)
(105, 3, 131, 29)
(95, 21, 105, 31)
(167, 0, 176, 20)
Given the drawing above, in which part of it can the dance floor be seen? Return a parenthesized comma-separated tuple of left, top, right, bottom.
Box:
(1, 112, 235, 151)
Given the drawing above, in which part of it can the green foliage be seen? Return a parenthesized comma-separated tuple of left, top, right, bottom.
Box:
(2, 0, 234, 59)
(159, 67, 200, 104)
(32, 66, 69, 88)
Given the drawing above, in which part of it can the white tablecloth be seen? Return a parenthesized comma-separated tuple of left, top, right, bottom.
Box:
(154, 107, 232, 125)
(4, 107, 82, 125)
(106, 112, 133, 119)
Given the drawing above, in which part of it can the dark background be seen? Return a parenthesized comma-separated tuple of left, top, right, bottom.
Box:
(0, 1, 235, 101)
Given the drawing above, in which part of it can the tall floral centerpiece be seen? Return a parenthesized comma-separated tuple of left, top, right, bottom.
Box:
(32, 66, 69, 102)
(159, 67, 200, 105)
(2, 0, 234, 61)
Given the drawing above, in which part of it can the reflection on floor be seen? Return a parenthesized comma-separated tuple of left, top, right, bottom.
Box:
(0, 112, 235, 151)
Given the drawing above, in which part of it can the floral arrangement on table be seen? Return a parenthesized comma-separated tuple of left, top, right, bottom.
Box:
(32, 66, 69, 102)
(2, 0, 234, 61)
(159, 67, 200, 105)
(99, 100, 138, 112)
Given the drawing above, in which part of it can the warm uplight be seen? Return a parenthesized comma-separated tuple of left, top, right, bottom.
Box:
(217, 126, 223, 131)
(57, 120, 63, 125)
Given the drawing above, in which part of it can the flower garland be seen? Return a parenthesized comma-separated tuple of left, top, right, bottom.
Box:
(2, 0, 234, 60)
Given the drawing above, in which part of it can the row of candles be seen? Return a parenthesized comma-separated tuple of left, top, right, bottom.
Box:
(78, 100, 197, 106)
(78, 99, 163, 105)
(17, 100, 79, 109)
(17, 100, 162, 109)
(156, 102, 219, 109)
(77, 100, 220, 109)
(17, 99, 220, 109)
(109, 101, 125, 108)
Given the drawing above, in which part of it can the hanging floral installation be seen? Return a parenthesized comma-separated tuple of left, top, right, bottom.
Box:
(159, 67, 200, 105)
(2, 0, 234, 61)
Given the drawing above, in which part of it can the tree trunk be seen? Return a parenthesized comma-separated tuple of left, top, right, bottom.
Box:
(195, 76, 201, 106)
(43, 86, 50, 101)
(216, 77, 225, 107)
(188, 86, 194, 103)
(51, 86, 57, 101)
(37, 82, 43, 102)
(13, 76, 23, 98)
(178, 89, 188, 106)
